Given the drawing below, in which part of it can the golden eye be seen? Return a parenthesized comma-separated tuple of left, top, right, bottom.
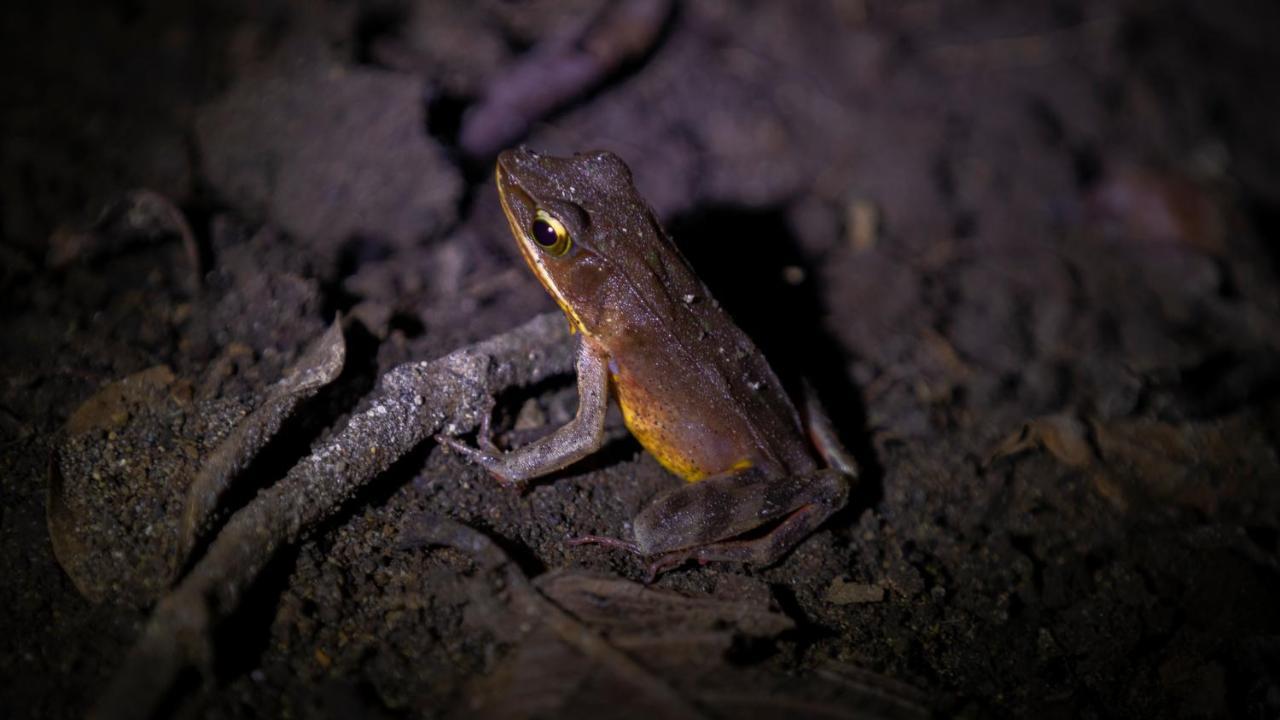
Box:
(530, 209, 571, 256)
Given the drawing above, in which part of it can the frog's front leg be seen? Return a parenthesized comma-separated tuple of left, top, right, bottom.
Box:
(576, 468, 850, 578)
(437, 338, 610, 488)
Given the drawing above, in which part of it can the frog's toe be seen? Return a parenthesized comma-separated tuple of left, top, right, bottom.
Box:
(437, 435, 498, 470)
(435, 434, 483, 460)
(436, 435, 533, 489)
(568, 534, 641, 554)
(571, 535, 680, 581)
(644, 552, 694, 582)
(475, 410, 503, 454)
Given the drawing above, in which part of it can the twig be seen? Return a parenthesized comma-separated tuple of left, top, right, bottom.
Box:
(92, 312, 574, 720)
(459, 0, 673, 157)
(178, 316, 346, 567)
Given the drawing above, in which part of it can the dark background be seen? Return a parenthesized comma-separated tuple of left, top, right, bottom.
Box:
(3, 1, 1279, 717)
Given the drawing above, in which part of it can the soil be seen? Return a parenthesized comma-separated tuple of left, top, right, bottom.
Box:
(3, 1, 1280, 718)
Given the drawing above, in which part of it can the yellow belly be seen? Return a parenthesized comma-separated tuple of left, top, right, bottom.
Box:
(614, 375, 752, 482)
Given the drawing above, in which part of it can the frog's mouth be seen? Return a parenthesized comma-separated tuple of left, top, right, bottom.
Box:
(494, 160, 588, 337)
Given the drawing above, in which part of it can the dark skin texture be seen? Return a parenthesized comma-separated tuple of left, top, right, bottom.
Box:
(440, 148, 854, 576)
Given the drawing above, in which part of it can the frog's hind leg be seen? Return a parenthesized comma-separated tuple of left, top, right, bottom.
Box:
(634, 468, 850, 578)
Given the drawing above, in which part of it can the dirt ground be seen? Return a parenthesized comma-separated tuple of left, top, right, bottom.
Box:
(3, 1, 1280, 718)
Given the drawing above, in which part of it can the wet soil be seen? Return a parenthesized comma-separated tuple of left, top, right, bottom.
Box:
(3, 1, 1280, 718)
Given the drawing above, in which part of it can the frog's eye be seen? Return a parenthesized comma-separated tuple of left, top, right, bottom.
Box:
(530, 209, 571, 256)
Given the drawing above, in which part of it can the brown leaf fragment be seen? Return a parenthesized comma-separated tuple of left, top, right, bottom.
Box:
(64, 365, 178, 435)
(987, 413, 1095, 468)
(1087, 416, 1276, 515)
(459, 624, 595, 720)
(990, 411, 1278, 515)
(177, 316, 346, 567)
(535, 571, 793, 669)
(826, 577, 886, 605)
(45, 457, 94, 600)
(1089, 163, 1225, 255)
(539, 571, 792, 636)
(846, 198, 880, 252)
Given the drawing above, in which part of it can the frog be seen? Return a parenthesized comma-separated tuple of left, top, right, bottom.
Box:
(440, 147, 856, 577)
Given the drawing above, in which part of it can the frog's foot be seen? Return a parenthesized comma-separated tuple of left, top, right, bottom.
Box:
(474, 404, 503, 455)
(434, 434, 526, 490)
(434, 397, 505, 470)
(642, 552, 697, 582)
(567, 534, 642, 554)
(631, 541, 770, 583)
(569, 535, 680, 583)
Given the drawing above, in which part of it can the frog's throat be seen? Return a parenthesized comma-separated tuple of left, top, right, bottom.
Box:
(497, 172, 589, 337)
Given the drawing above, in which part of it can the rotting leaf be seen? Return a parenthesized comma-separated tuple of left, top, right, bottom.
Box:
(1088, 416, 1277, 515)
(63, 365, 179, 436)
(401, 516, 706, 720)
(177, 316, 345, 566)
(535, 571, 793, 660)
(409, 519, 925, 720)
(989, 412, 1278, 515)
(50, 320, 343, 605)
(532, 570, 791, 673)
(457, 623, 596, 720)
(50, 367, 249, 605)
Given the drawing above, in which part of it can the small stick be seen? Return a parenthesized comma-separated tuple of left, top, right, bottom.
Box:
(92, 313, 574, 720)
(459, 0, 674, 157)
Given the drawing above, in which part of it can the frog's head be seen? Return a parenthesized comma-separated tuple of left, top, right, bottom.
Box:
(495, 147, 662, 335)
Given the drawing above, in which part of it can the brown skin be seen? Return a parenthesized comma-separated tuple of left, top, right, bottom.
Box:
(440, 148, 853, 576)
